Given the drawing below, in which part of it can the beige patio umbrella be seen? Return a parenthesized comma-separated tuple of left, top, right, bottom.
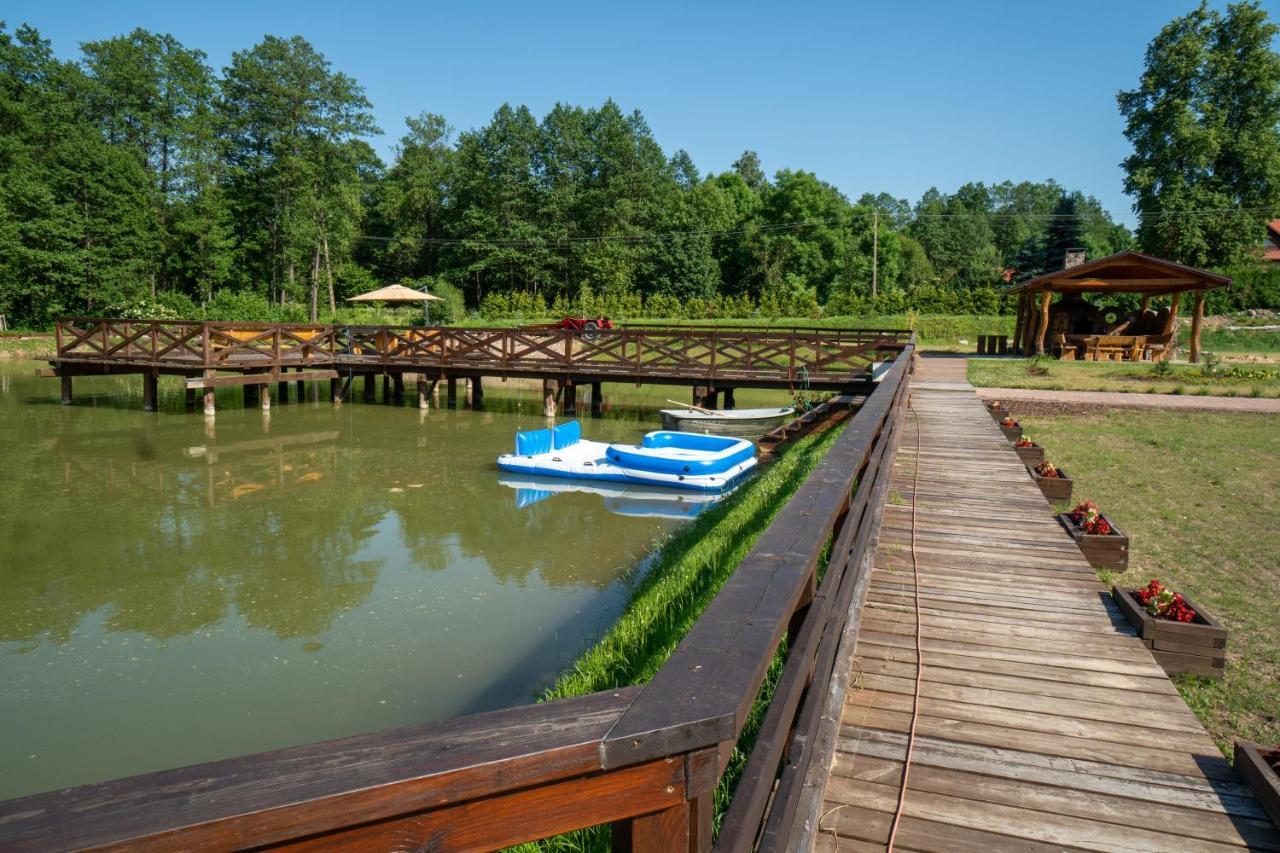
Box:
(347, 283, 443, 324)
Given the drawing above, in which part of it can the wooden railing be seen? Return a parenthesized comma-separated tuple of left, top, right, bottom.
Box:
(53, 319, 910, 386)
(3, 342, 914, 851)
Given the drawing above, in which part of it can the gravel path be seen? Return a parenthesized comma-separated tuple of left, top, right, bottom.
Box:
(975, 386, 1280, 414)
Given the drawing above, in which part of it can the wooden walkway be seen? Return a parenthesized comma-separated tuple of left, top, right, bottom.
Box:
(813, 367, 1280, 851)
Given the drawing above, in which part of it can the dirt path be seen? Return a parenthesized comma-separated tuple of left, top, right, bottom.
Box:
(976, 386, 1280, 414)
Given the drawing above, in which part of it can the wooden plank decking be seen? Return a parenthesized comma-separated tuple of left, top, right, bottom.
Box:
(814, 363, 1280, 851)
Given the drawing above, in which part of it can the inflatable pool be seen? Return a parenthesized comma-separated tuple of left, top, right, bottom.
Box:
(496, 422, 756, 491)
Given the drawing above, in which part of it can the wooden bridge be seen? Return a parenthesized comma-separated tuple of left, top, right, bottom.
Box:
(44, 318, 911, 414)
(5, 347, 1278, 851)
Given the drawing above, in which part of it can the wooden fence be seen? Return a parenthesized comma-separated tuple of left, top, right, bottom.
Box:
(3, 341, 915, 852)
(52, 319, 909, 387)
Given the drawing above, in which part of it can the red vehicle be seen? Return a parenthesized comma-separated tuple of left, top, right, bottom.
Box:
(554, 316, 614, 336)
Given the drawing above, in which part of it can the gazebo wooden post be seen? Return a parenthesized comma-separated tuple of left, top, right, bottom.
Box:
(1022, 294, 1037, 354)
(1035, 290, 1052, 355)
(1190, 289, 1205, 363)
(1012, 295, 1026, 355)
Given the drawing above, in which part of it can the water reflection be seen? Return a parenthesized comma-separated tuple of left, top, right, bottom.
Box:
(498, 474, 738, 520)
(2, 363, 796, 799)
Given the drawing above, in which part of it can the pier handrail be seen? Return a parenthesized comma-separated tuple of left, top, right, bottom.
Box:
(6, 338, 915, 851)
(51, 319, 910, 387)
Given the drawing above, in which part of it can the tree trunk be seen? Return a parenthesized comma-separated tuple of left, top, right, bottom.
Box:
(322, 233, 336, 312)
(310, 245, 321, 323)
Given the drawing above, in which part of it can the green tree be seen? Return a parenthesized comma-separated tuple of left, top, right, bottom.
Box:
(1118, 1, 1280, 266)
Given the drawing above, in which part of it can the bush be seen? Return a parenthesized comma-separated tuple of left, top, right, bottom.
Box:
(105, 290, 199, 320)
(427, 278, 466, 324)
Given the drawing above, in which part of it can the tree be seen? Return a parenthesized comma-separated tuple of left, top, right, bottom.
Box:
(732, 150, 767, 193)
(1118, 1, 1280, 267)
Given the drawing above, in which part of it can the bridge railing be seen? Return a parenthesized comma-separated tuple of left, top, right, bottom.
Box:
(54, 319, 910, 386)
(5, 339, 915, 851)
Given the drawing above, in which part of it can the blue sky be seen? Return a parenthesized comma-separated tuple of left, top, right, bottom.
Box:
(7, 0, 1278, 227)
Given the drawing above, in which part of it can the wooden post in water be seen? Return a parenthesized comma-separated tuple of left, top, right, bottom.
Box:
(203, 370, 216, 415)
(417, 376, 429, 410)
(470, 376, 484, 410)
(295, 368, 305, 399)
(392, 372, 405, 404)
(590, 382, 603, 417)
(331, 376, 344, 404)
(363, 373, 376, 403)
(542, 379, 558, 418)
(184, 386, 196, 411)
(722, 387, 736, 410)
(277, 378, 289, 403)
(142, 369, 158, 412)
(563, 381, 577, 415)
(243, 378, 258, 408)
(260, 380, 271, 410)
(60, 375, 72, 405)
(447, 377, 458, 408)
(692, 384, 711, 409)
(382, 373, 391, 403)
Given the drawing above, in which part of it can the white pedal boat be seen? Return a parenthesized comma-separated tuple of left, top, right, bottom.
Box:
(496, 422, 756, 491)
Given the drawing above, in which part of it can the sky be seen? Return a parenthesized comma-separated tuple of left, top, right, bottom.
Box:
(7, 0, 1279, 228)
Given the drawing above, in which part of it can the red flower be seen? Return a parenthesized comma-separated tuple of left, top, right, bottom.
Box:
(1133, 578, 1199, 623)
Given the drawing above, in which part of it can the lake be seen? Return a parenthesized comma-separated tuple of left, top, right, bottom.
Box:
(0, 359, 788, 800)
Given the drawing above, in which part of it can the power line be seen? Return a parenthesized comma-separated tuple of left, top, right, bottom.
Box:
(355, 207, 1279, 250)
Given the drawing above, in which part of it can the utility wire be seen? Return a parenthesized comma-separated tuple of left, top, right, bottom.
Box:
(355, 207, 1279, 249)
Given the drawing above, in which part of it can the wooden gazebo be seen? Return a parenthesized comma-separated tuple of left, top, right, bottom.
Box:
(1008, 250, 1231, 363)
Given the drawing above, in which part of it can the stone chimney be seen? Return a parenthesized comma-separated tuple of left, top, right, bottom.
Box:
(1064, 248, 1087, 268)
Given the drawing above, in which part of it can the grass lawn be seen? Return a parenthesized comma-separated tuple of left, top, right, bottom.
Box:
(1020, 410, 1280, 753)
(968, 357, 1280, 398)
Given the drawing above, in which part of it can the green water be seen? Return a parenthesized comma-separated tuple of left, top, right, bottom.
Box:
(0, 360, 788, 800)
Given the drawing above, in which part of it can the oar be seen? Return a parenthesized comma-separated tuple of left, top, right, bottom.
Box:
(666, 398, 727, 416)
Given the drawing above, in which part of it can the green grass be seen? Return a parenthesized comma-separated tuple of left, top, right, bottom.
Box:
(0, 335, 54, 359)
(1201, 326, 1280, 352)
(968, 357, 1280, 398)
(1021, 410, 1280, 754)
(514, 425, 845, 852)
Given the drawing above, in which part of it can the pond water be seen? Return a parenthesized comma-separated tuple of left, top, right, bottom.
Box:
(0, 359, 788, 800)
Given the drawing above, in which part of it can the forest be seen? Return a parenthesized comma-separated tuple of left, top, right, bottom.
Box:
(2, 1, 1278, 328)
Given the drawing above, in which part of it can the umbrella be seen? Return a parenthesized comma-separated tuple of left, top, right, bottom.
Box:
(347, 283, 443, 324)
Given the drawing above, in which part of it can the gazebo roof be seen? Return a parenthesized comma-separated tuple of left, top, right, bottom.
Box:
(1007, 250, 1230, 296)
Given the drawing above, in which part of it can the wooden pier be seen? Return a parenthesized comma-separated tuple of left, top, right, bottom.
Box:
(4, 348, 1279, 851)
(43, 318, 911, 413)
(808, 362, 1280, 851)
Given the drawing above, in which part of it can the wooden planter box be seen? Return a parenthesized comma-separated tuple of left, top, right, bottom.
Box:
(1014, 443, 1044, 465)
(1027, 464, 1072, 502)
(1058, 512, 1129, 570)
(1112, 586, 1225, 679)
(986, 403, 1008, 422)
(1234, 740, 1280, 829)
(999, 423, 1023, 441)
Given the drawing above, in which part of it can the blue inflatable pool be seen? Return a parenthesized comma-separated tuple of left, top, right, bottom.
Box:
(497, 422, 756, 491)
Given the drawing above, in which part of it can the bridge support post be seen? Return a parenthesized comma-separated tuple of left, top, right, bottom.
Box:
(331, 375, 345, 404)
(692, 385, 713, 409)
(590, 382, 603, 417)
(722, 387, 735, 410)
(447, 377, 457, 408)
(295, 368, 305, 399)
(393, 373, 405, 405)
(543, 379, 558, 418)
(142, 370, 158, 412)
(470, 376, 484, 410)
(184, 387, 196, 411)
(203, 370, 216, 416)
(60, 375, 73, 405)
(417, 376, 429, 410)
(260, 380, 271, 410)
(382, 373, 391, 403)
(277, 378, 289, 403)
(243, 378, 258, 409)
(363, 373, 376, 403)
(563, 381, 577, 415)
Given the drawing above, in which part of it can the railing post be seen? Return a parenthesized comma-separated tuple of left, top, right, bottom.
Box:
(202, 323, 210, 368)
(101, 321, 108, 358)
(55, 320, 63, 357)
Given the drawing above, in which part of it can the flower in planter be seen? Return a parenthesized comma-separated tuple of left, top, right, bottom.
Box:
(1034, 460, 1063, 478)
(1015, 437, 1038, 448)
(1069, 501, 1113, 535)
(1133, 578, 1197, 623)
(988, 401, 1003, 409)
(1000, 416, 1019, 427)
